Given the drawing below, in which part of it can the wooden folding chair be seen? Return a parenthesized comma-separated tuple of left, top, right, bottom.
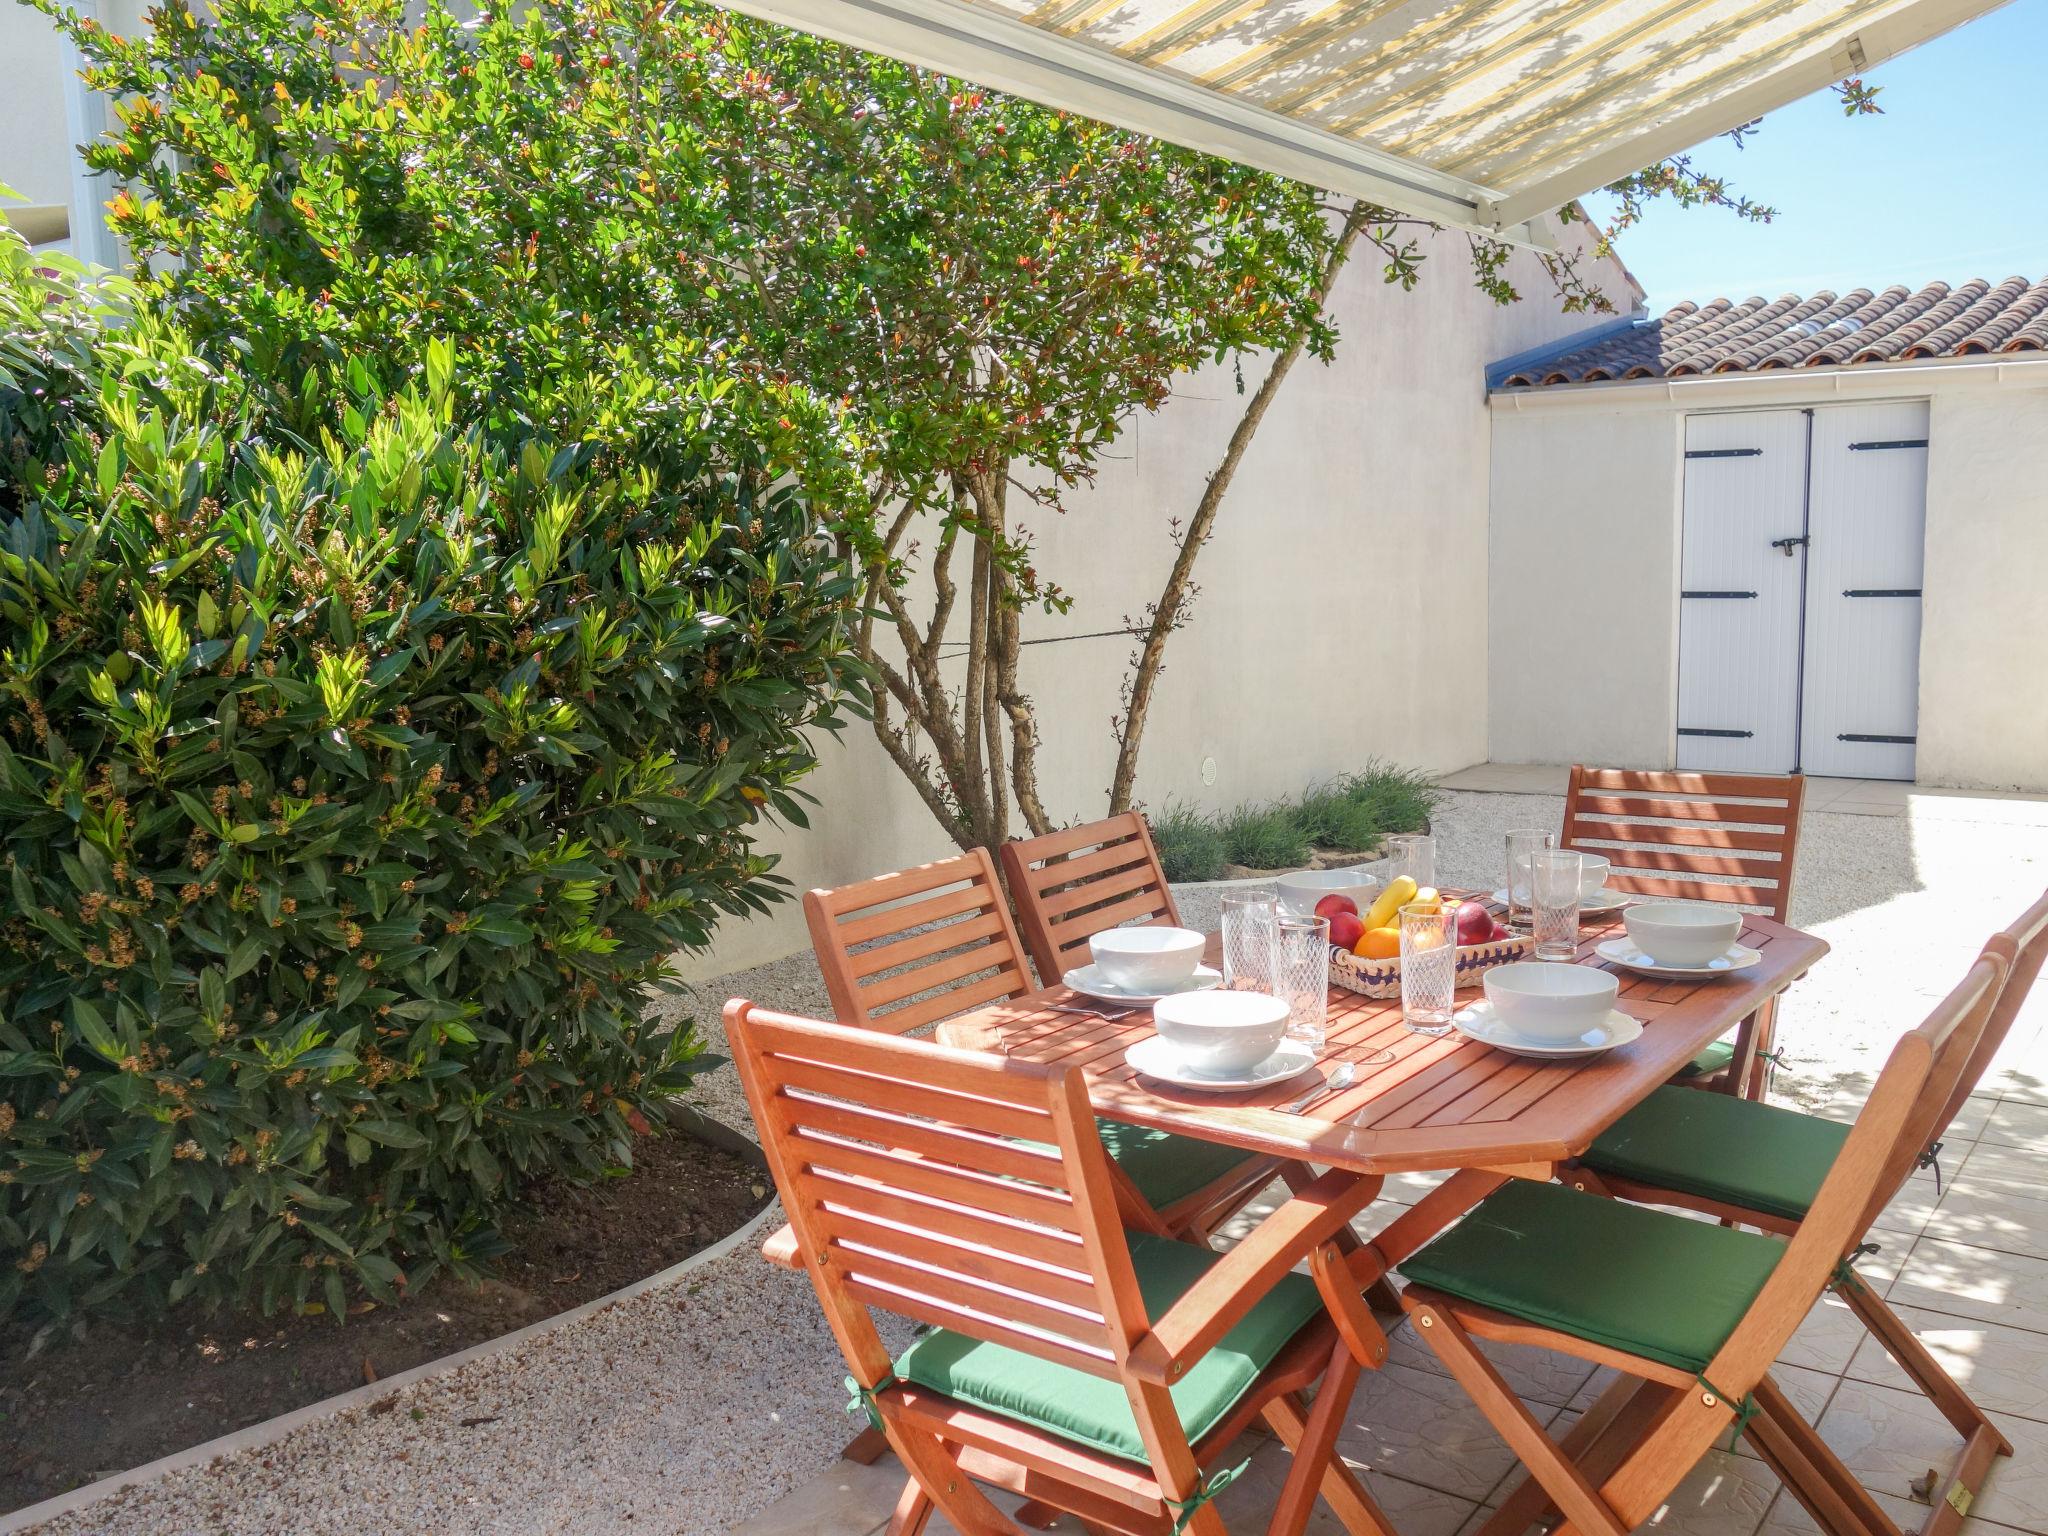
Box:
(1000, 814, 1183, 989)
(729, 1002, 1402, 1536)
(805, 848, 1282, 1246)
(1562, 766, 1807, 1097)
(1396, 945, 2012, 1536)
(1565, 887, 2048, 1536)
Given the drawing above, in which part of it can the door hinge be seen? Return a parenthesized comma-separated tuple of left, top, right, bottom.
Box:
(1682, 590, 1758, 599)
(1843, 589, 1921, 598)
(1839, 734, 1916, 745)
(1679, 728, 1755, 739)
(1849, 439, 1928, 452)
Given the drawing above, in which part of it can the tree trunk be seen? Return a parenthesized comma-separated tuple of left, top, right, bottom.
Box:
(1107, 204, 1373, 816)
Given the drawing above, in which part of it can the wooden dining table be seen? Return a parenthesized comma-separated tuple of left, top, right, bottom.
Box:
(934, 895, 1829, 1324)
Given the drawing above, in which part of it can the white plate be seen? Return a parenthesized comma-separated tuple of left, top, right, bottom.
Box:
(1594, 939, 1763, 978)
(1452, 1000, 1643, 1059)
(1492, 888, 1632, 915)
(1125, 1034, 1319, 1092)
(1062, 963, 1222, 1005)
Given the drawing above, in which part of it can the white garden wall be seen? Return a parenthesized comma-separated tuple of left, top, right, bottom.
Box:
(1485, 357, 2048, 794)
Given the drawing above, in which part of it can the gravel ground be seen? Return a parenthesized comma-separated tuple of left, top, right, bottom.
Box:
(20, 788, 2048, 1536)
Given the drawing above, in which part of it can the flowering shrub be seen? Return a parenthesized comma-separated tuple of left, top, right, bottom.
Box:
(0, 236, 863, 1319)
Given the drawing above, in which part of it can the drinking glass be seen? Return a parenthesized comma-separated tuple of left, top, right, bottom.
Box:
(1530, 850, 1585, 961)
(1504, 829, 1555, 934)
(1220, 890, 1278, 993)
(1273, 914, 1330, 1053)
(1385, 832, 1435, 892)
(1398, 902, 1460, 1036)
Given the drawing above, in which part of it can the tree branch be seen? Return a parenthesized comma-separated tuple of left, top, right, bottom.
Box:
(1107, 202, 1374, 815)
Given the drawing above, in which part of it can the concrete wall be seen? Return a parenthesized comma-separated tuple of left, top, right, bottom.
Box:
(1, 2, 81, 211)
(1917, 381, 2048, 790)
(1486, 405, 1683, 768)
(1484, 359, 2048, 793)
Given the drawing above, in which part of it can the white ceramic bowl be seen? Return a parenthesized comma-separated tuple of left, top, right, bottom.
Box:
(1090, 925, 1205, 992)
(1152, 989, 1290, 1074)
(1511, 851, 1610, 899)
(1482, 962, 1619, 1042)
(1276, 867, 1383, 918)
(1623, 903, 1743, 967)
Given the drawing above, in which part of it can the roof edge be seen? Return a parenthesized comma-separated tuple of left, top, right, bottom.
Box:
(1484, 313, 1648, 390)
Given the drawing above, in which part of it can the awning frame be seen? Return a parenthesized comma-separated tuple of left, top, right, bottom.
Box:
(716, 0, 1558, 247)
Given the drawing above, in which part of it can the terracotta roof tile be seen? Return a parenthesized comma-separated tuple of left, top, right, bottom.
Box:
(1497, 277, 2048, 387)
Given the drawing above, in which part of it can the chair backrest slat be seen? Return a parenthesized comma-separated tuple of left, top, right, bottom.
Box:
(1562, 766, 1805, 921)
(1002, 813, 1182, 986)
(1709, 950, 2009, 1388)
(729, 1003, 1149, 1384)
(1936, 887, 2048, 1135)
(806, 849, 1036, 1033)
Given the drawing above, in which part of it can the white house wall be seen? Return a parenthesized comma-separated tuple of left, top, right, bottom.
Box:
(1485, 360, 2048, 794)
(1917, 384, 2048, 791)
(1486, 406, 1684, 769)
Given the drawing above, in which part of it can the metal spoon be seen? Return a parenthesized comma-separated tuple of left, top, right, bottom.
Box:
(1281, 1060, 1356, 1116)
(1045, 1003, 1140, 1022)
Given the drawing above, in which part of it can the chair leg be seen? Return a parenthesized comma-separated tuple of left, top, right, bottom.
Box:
(1262, 1389, 1397, 1536)
(1746, 1375, 1904, 1536)
(846, 1426, 893, 1464)
(1925, 1425, 2009, 1536)
(1403, 1299, 1628, 1536)
(1741, 995, 1780, 1102)
(1835, 1279, 2014, 1454)
(1479, 1375, 1671, 1536)
(887, 1476, 938, 1536)
(888, 1423, 1025, 1536)
(1261, 1344, 1394, 1536)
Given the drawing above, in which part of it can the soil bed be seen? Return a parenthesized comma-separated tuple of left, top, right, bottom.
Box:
(0, 1128, 767, 1516)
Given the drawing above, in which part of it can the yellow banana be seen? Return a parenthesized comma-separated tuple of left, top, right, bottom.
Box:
(1363, 876, 1417, 931)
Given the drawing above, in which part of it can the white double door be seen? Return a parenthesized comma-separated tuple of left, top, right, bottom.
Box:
(1676, 401, 1928, 780)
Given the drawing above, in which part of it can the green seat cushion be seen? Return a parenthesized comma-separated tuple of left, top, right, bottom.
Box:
(893, 1233, 1322, 1462)
(1098, 1120, 1265, 1211)
(1678, 1039, 1738, 1078)
(1584, 1084, 1848, 1222)
(1397, 1180, 1783, 1374)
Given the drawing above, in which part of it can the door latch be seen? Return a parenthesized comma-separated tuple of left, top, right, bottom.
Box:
(1770, 535, 1810, 556)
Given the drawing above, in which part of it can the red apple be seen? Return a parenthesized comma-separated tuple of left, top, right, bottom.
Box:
(1454, 900, 1497, 946)
(1327, 910, 1365, 952)
(1313, 893, 1359, 922)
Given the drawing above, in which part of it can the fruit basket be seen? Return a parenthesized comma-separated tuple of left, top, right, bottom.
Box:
(1328, 931, 1536, 1000)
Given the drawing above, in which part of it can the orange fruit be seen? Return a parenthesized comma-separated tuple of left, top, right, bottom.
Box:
(1355, 925, 1401, 960)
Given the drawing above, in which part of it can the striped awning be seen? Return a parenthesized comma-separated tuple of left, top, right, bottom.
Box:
(717, 0, 2001, 246)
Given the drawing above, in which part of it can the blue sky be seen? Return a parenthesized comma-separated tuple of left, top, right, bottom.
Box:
(1579, 0, 2048, 313)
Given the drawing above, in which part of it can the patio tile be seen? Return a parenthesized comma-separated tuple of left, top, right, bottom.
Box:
(1333, 1360, 1545, 1500)
(1782, 1289, 1894, 1375)
(1980, 1101, 2048, 1154)
(1755, 1483, 1960, 1536)
(1889, 1235, 2048, 1337)
(1925, 1183, 2048, 1264)
(1384, 1315, 1600, 1409)
(1220, 1450, 1478, 1536)
(1816, 1378, 2048, 1531)
(1827, 800, 1910, 819)
(729, 1457, 910, 1536)
(1473, 1412, 1783, 1536)
(1845, 1301, 2048, 1422)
